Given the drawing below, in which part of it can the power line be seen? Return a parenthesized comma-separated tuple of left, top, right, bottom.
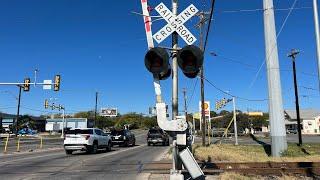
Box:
(0, 106, 16, 110)
(211, 52, 319, 77)
(186, 78, 199, 109)
(203, 76, 268, 102)
(249, 0, 299, 89)
(203, 0, 216, 53)
(216, 6, 312, 14)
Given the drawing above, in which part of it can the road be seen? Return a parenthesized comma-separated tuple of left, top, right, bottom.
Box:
(0, 130, 170, 180)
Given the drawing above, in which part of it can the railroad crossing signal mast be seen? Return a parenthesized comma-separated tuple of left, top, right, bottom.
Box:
(141, 1, 204, 179)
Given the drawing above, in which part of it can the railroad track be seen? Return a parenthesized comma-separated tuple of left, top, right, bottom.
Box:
(142, 161, 320, 177)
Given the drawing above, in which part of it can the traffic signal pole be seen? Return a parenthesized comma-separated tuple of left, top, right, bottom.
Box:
(232, 97, 238, 145)
(15, 85, 22, 135)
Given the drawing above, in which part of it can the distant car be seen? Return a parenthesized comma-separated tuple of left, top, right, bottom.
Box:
(64, 128, 112, 155)
(286, 128, 298, 134)
(147, 128, 170, 146)
(18, 128, 37, 135)
(111, 129, 135, 147)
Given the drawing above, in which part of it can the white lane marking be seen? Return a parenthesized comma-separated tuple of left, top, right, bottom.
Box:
(82, 144, 147, 163)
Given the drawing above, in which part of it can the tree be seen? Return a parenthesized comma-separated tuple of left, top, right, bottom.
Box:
(219, 110, 230, 116)
(210, 111, 217, 117)
(74, 111, 95, 119)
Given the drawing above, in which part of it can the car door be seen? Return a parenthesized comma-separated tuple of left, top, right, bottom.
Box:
(94, 129, 104, 147)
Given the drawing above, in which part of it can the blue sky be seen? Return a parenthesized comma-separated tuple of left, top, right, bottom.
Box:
(0, 0, 319, 116)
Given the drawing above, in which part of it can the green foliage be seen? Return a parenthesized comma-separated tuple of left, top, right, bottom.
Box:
(18, 115, 36, 129)
(74, 111, 95, 119)
(210, 111, 217, 117)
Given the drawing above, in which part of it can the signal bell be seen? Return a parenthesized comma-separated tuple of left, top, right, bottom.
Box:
(145, 47, 171, 80)
(177, 45, 204, 79)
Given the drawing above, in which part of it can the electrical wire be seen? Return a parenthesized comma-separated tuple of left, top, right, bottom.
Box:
(186, 78, 199, 109)
(203, 0, 216, 53)
(216, 6, 311, 14)
(211, 52, 319, 78)
(249, 0, 299, 89)
(203, 76, 269, 102)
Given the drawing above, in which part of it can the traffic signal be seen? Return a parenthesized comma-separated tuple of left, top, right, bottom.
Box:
(54, 75, 61, 91)
(44, 99, 49, 109)
(177, 45, 204, 78)
(145, 47, 171, 80)
(23, 78, 31, 92)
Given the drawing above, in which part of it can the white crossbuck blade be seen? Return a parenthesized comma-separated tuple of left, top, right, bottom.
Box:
(153, 3, 199, 45)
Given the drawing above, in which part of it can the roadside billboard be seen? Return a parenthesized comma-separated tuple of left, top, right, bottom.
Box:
(100, 108, 118, 117)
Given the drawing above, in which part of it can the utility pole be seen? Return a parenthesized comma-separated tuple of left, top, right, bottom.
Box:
(171, 0, 182, 172)
(95, 91, 98, 126)
(313, 0, 320, 92)
(15, 85, 22, 135)
(263, 0, 287, 157)
(288, 49, 303, 146)
(183, 88, 188, 121)
(196, 11, 210, 147)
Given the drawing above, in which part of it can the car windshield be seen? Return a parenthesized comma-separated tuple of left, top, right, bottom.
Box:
(66, 129, 93, 135)
(149, 129, 161, 134)
(111, 130, 125, 136)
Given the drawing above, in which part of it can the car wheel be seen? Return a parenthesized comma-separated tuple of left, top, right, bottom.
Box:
(106, 141, 112, 152)
(65, 150, 73, 155)
(132, 140, 136, 147)
(147, 142, 151, 146)
(124, 141, 129, 147)
(166, 141, 170, 146)
(162, 141, 166, 146)
(91, 143, 98, 154)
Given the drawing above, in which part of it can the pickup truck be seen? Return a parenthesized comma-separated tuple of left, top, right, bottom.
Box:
(64, 128, 112, 155)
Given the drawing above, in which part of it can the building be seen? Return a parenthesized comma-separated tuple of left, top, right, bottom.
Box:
(284, 109, 320, 135)
(0, 113, 46, 133)
(45, 118, 94, 132)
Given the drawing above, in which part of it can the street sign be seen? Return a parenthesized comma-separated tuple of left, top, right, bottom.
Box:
(152, 2, 199, 45)
(43, 80, 52, 90)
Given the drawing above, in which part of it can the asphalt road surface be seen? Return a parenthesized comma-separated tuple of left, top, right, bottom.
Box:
(0, 130, 170, 180)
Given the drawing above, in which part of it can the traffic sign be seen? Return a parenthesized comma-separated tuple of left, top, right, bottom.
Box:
(199, 101, 210, 116)
(152, 2, 199, 45)
(43, 80, 52, 90)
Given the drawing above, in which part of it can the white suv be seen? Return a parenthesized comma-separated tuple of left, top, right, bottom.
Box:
(64, 128, 112, 155)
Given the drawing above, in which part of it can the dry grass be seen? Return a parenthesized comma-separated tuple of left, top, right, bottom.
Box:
(216, 173, 313, 180)
(194, 144, 320, 162)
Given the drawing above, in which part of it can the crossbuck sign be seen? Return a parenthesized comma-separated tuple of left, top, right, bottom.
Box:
(153, 3, 199, 45)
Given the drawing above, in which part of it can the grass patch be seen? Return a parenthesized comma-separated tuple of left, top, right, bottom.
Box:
(194, 143, 320, 162)
(217, 173, 310, 180)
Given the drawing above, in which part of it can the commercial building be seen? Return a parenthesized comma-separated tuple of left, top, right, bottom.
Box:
(45, 118, 94, 132)
(284, 109, 320, 135)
